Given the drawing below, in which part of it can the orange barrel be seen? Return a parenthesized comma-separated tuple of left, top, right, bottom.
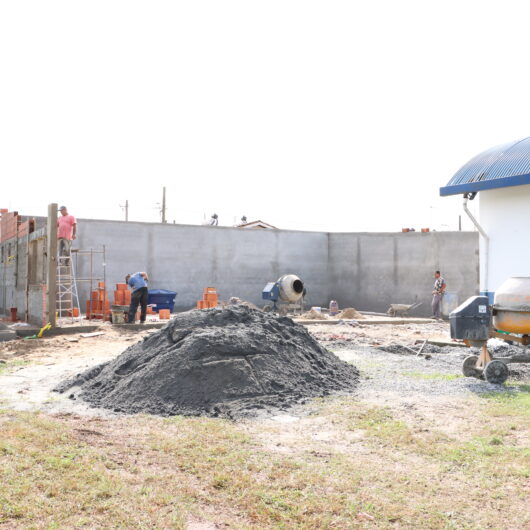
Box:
(493, 277, 530, 334)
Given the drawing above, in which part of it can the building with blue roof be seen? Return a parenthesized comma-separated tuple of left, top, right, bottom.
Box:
(440, 138, 530, 302)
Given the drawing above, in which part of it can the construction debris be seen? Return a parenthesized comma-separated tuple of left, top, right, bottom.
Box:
(300, 309, 329, 320)
(0, 330, 17, 342)
(226, 297, 260, 310)
(376, 343, 432, 359)
(55, 305, 359, 418)
(297, 317, 436, 326)
(337, 307, 365, 319)
(416, 339, 464, 347)
(416, 339, 427, 356)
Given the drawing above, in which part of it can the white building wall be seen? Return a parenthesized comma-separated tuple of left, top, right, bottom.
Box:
(478, 183, 530, 297)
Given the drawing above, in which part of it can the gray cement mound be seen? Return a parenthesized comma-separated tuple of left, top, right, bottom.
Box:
(55, 306, 359, 418)
(0, 330, 17, 342)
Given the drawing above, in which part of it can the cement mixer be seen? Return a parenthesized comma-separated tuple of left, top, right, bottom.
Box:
(262, 274, 305, 313)
(450, 277, 530, 384)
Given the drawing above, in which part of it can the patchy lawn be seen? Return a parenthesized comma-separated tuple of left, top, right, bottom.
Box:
(0, 359, 31, 375)
(1, 323, 528, 528)
(1, 390, 529, 529)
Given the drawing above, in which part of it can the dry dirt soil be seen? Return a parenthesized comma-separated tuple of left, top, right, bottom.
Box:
(0, 319, 529, 529)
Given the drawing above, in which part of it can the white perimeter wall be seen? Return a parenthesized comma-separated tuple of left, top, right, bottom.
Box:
(1, 220, 479, 321)
(478, 183, 530, 294)
(72, 221, 478, 316)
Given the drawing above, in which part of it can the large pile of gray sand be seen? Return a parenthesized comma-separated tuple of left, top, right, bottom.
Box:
(55, 306, 359, 418)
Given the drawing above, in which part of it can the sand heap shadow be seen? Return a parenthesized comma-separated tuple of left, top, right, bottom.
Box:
(55, 306, 359, 418)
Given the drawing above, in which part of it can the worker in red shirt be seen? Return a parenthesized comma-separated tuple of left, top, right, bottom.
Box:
(57, 205, 77, 263)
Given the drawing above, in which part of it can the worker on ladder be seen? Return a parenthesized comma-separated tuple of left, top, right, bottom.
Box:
(57, 205, 77, 264)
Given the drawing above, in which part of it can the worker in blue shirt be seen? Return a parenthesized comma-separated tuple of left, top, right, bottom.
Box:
(125, 271, 149, 324)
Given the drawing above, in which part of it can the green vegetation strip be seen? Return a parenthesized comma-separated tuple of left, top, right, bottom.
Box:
(0, 360, 30, 375)
(1, 390, 529, 528)
(0, 411, 187, 528)
(480, 383, 530, 418)
(402, 371, 463, 381)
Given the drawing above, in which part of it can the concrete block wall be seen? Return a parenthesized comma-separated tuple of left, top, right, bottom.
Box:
(328, 231, 479, 316)
(75, 220, 478, 315)
(75, 220, 331, 311)
(0, 246, 18, 313)
(0, 226, 49, 325)
(0, 237, 27, 317)
(1, 216, 480, 321)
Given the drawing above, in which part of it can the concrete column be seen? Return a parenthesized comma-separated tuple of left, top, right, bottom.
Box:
(46, 203, 58, 327)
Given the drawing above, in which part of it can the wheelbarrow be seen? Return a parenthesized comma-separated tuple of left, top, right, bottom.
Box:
(387, 302, 422, 317)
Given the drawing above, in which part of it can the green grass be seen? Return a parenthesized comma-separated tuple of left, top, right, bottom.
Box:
(1, 395, 529, 529)
(480, 383, 530, 418)
(0, 360, 30, 375)
(0, 411, 187, 528)
(151, 417, 369, 527)
(320, 397, 530, 484)
(402, 371, 463, 381)
(340, 405, 416, 446)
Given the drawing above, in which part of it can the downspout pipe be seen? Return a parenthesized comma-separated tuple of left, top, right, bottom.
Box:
(463, 194, 489, 298)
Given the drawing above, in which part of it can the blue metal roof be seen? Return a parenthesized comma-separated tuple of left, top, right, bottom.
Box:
(440, 137, 530, 196)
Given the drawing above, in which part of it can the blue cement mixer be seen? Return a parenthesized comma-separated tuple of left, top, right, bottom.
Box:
(262, 274, 305, 312)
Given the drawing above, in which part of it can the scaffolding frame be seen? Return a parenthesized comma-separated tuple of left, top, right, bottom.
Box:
(56, 254, 81, 323)
(56, 246, 107, 325)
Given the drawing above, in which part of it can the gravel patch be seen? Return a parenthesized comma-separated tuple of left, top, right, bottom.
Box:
(330, 342, 530, 399)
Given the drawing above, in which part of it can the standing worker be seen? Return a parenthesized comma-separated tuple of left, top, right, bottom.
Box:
(208, 213, 218, 226)
(431, 270, 446, 320)
(57, 205, 77, 263)
(126, 272, 149, 324)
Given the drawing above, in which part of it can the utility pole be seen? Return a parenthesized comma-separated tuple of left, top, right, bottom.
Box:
(120, 200, 129, 221)
(46, 203, 58, 328)
(161, 187, 167, 223)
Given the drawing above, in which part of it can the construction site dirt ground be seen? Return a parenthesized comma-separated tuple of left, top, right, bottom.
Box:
(1, 318, 529, 529)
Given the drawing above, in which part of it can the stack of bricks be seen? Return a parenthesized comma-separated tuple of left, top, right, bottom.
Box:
(197, 287, 218, 309)
(17, 219, 35, 238)
(158, 309, 170, 319)
(86, 282, 110, 320)
(113, 283, 132, 306)
(0, 210, 20, 242)
(0, 210, 35, 241)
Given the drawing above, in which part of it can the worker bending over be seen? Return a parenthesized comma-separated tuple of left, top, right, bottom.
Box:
(126, 272, 149, 324)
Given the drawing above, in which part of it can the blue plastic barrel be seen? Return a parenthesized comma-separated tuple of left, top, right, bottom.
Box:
(147, 289, 177, 313)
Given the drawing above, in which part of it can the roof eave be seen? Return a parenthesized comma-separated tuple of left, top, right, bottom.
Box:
(440, 173, 530, 196)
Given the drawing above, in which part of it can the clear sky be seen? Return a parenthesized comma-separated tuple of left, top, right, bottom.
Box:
(1, 1, 529, 232)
